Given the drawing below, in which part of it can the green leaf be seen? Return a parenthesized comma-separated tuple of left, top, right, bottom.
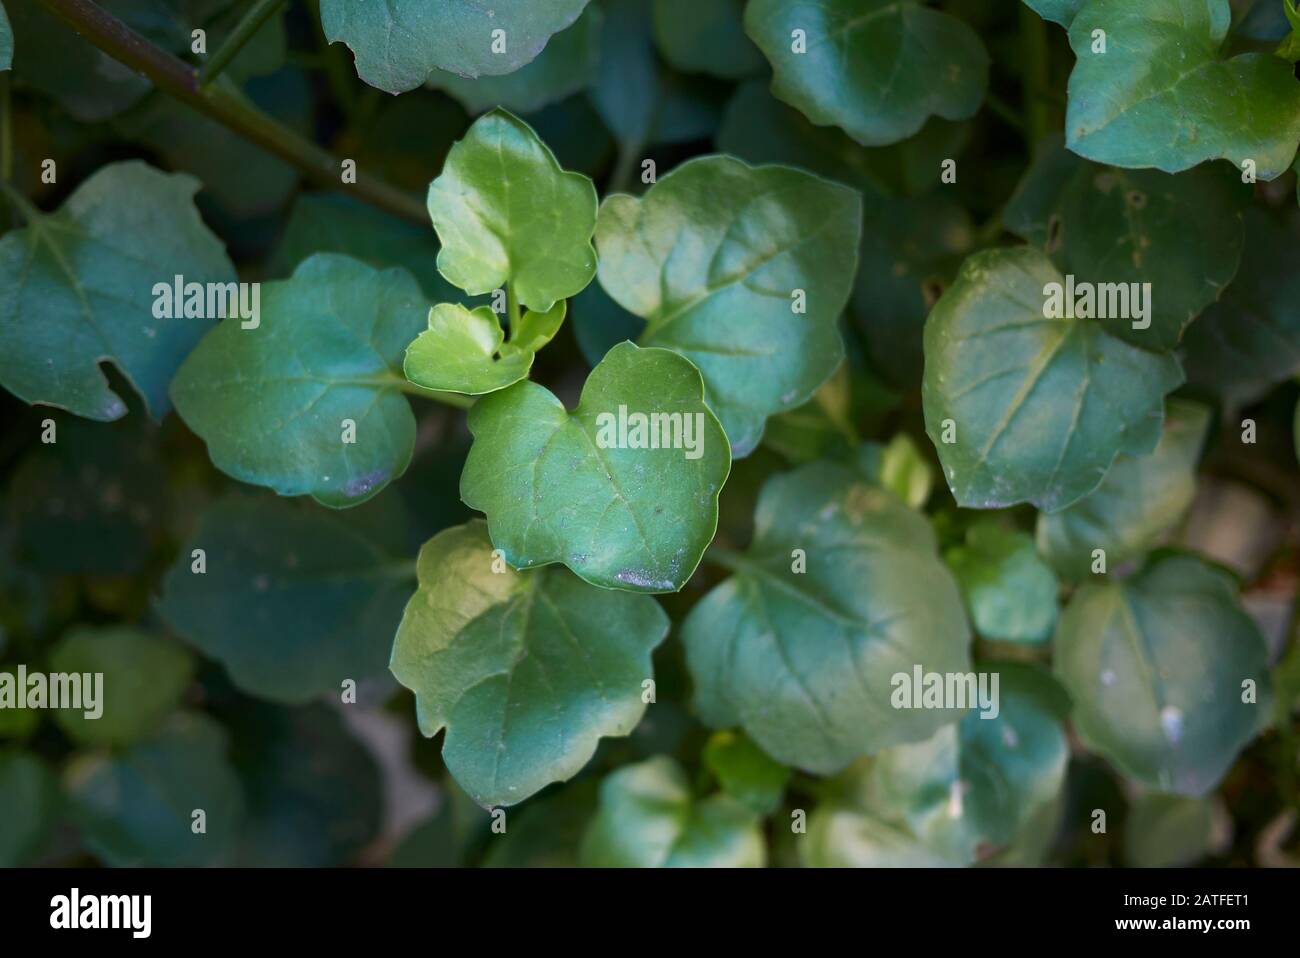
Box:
(0, 1, 12, 71)
(763, 364, 856, 465)
(580, 756, 765, 866)
(47, 626, 193, 747)
(1180, 208, 1300, 407)
(1124, 793, 1215, 867)
(803, 805, 959, 867)
(320, 0, 592, 94)
(1021, 0, 1086, 27)
(743, 0, 989, 147)
(0, 752, 57, 866)
(856, 434, 933, 509)
(1065, 0, 1300, 179)
(1004, 138, 1248, 350)
(651, 0, 762, 79)
(944, 521, 1058, 644)
(428, 6, 602, 114)
(156, 494, 414, 704)
(0, 161, 235, 421)
(0, 670, 39, 741)
(922, 246, 1183, 513)
(702, 730, 791, 816)
(1054, 553, 1271, 796)
(683, 460, 972, 774)
(170, 254, 427, 508)
(596, 155, 862, 456)
(461, 341, 730, 593)
(1037, 399, 1210, 581)
(428, 109, 598, 311)
(66, 712, 244, 866)
(482, 780, 598, 866)
(404, 301, 565, 396)
(390, 521, 669, 807)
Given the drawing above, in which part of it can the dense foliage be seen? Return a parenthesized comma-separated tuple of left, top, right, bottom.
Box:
(1, 0, 1299, 869)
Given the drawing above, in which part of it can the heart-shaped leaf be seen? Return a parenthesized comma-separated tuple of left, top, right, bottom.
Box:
(171, 253, 429, 508)
(944, 521, 1058, 644)
(1065, 0, 1300, 179)
(682, 460, 972, 774)
(744, 0, 988, 147)
(461, 341, 730, 593)
(0, 161, 234, 421)
(596, 155, 861, 456)
(390, 521, 669, 807)
(427, 108, 598, 311)
(320, 0, 592, 94)
(1037, 399, 1210, 581)
(1054, 553, 1271, 796)
(404, 301, 565, 396)
(0, 752, 56, 867)
(156, 494, 415, 704)
(652, 0, 762, 79)
(922, 246, 1183, 513)
(580, 756, 765, 867)
(66, 713, 244, 867)
(1004, 137, 1248, 350)
(48, 627, 193, 747)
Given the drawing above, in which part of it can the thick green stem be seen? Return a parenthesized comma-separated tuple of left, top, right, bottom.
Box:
(506, 283, 522, 330)
(200, 0, 287, 88)
(35, 0, 426, 224)
(1019, 4, 1052, 153)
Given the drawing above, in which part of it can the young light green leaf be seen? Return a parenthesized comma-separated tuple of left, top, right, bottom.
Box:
(0, 161, 235, 421)
(66, 713, 244, 867)
(652, 0, 762, 79)
(702, 730, 791, 816)
(0, 752, 56, 867)
(427, 5, 602, 114)
(1004, 138, 1248, 350)
(404, 301, 565, 396)
(1180, 209, 1300, 408)
(803, 805, 961, 867)
(580, 756, 766, 867)
(1037, 400, 1211, 581)
(922, 247, 1183, 513)
(461, 341, 730, 593)
(428, 109, 598, 311)
(1065, 0, 1300, 179)
(596, 155, 862, 456)
(1124, 793, 1215, 868)
(390, 521, 669, 807)
(1054, 553, 1271, 796)
(320, 0, 592, 94)
(156, 494, 415, 705)
(856, 434, 933, 509)
(944, 521, 1058, 644)
(683, 460, 972, 774)
(48, 627, 193, 747)
(744, 0, 988, 147)
(1020, 0, 1086, 27)
(170, 254, 427, 508)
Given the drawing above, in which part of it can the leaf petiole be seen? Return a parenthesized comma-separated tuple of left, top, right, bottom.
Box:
(199, 0, 287, 89)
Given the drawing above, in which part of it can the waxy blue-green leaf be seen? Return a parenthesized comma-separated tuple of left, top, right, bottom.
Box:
(0, 752, 56, 867)
(461, 341, 730, 593)
(404, 301, 565, 396)
(922, 247, 1183, 513)
(1065, 0, 1300, 179)
(1054, 554, 1271, 796)
(1037, 400, 1210, 581)
(0, 161, 235, 421)
(1021, 0, 1085, 27)
(596, 155, 862, 456)
(1004, 138, 1248, 350)
(702, 730, 791, 816)
(428, 109, 598, 311)
(170, 254, 427, 508)
(1180, 209, 1300, 407)
(652, 0, 762, 79)
(744, 0, 988, 147)
(321, 0, 592, 94)
(48, 626, 193, 747)
(580, 756, 765, 867)
(156, 494, 414, 704)
(66, 713, 244, 867)
(944, 521, 1058, 644)
(683, 460, 972, 774)
(391, 521, 669, 807)
(1124, 793, 1215, 867)
(427, 5, 602, 114)
(0, 1, 12, 71)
